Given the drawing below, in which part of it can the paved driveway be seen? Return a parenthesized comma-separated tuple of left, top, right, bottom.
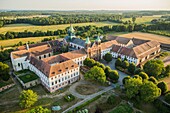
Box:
(100, 59, 128, 85)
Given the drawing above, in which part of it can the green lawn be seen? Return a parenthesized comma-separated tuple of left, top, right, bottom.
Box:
(0, 21, 119, 34)
(122, 16, 161, 24)
(18, 71, 39, 83)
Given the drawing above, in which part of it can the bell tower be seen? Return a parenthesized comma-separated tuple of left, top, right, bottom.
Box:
(68, 24, 75, 40)
(85, 37, 91, 49)
(95, 35, 101, 45)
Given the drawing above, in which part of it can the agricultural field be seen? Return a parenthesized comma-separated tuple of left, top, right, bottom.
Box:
(120, 32, 170, 44)
(0, 15, 50, 20)
(0, 36, 56, 47)
(122, 15, 161, 24)
(0, 21, 119, 34)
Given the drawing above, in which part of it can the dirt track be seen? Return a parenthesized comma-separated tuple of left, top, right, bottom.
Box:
(120, 32, 170, 44)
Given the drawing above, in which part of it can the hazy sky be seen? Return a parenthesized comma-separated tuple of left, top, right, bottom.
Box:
(0, 0, 170, 10)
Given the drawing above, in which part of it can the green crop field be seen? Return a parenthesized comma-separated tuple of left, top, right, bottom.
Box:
(0, 36, 56, 47)
(122, 15, 161, 24)
(0, 21, 119, 34)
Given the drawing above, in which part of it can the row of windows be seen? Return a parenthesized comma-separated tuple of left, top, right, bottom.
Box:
(51, 69, 79, 80)
(51, 77, 78, 90)
(51, 72, 78, 86)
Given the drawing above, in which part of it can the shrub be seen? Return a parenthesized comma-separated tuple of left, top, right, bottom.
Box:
(64, 94, 75, 102)
(122, 76, 131, 85)
(109, 70, 119, 82)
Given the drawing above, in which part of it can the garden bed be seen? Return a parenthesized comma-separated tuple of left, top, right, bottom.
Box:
(18, 73, 39, 83)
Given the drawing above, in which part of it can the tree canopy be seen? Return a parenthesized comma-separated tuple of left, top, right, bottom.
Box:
(103, 53, 112, 63)
(128, 63, 136, 74)
(143, 60, 164, 78)
(26, 106, 51, 113)
(140, 81, 161, 102)
(0, 62, 10, 81)
(157, 81, 168, 95)
(19, 90, 38, 108)
(124, 77, 143, 99)
(85, 66, 106, 83)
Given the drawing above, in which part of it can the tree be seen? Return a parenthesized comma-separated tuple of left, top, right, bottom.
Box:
(83, 58, 95, 68)
(122, 60, 129, 69)
(26, 106, 51, 113)
(132, 17, 136, 24)
(104, 66, 111, 78)
(165, 65, 170, 77)
(134, 68, 143, 74)
(148, 76, 158, 84)
(157, 82, 168, 95)
(0, 62, 10, 81)
(139, 72, 149, 80)
(122, 76, 131, 85)
(128, 63, 136, 74)
(124, 77, 143, 99)
(85, 66, 106, 83)
(109, 70, 119, 82)
(144, 60, 164, 78)
(19, 90, 38, 108)
(103, 53, 112, 63)
(107, 95, 116, 105)
(115, 58, 122, 67)
(140, 81, 161, 102)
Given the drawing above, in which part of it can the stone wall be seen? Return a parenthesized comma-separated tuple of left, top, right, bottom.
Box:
(0, 83, 15, 92)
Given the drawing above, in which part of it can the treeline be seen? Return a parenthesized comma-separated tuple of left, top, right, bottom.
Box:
(0, 49, 14, 62)
(1, 22, 170, 40)
(1, 14, 123, 26)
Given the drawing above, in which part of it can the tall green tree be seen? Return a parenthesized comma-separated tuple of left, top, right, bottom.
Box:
(0, 62, 10, 81)
(132, 17, 136, 24)
(128, 63, 136, 74)
(115, 58, 122, 67)
(143, 60, 164, 78)
(85, 66, 106, 83)
(148, 76, 158, 84)
(104, 66, 111, 78)
(19, 90, 38, 108)
(103, 53, 112, 63)
(122, 60, 129, 69)
(140, 81, 161, 102)
(124, 77, 143, 99)
(109, 70, 119, 82)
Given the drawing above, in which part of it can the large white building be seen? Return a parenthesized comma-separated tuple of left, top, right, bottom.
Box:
(11, 25, 161, 92)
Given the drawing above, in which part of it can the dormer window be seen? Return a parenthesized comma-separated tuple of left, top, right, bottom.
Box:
(71, 65, 74, 67)
(66, 67, 68, 70)
(52, 72, 55, 74)
(59, 69, 62, 72)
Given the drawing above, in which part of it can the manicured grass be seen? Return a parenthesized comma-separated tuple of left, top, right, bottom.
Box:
(18, 71, 39, 83)
(122, 16, 161, 24)
(4, 23, 34, 27)
(0, 77, 14, 88)
(75, 84, 100, 95)
(0, 36, 56, 47)
(0, 21, 119, 34)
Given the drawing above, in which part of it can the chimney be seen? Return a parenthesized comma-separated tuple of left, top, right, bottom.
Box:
(26, 43, 29, 50)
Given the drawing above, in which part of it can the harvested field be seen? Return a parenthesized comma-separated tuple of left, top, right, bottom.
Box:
(120, 32, 170, 44)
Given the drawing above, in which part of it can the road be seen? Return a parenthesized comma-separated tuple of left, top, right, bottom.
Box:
(100, 59, 128, 85)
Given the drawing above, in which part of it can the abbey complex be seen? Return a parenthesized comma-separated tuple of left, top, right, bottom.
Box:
(10, 25, 161, 92)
